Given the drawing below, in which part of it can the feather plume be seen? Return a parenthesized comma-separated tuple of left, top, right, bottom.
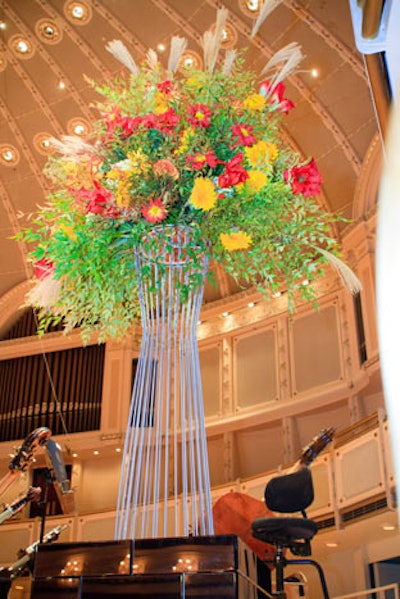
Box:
(261, 42, 304, 89)
(49, 135, 95, 158)
(27, 275, 61, 309)
(251, 0, 282, 38)
(202, 7, 228, 72)
(315, 248, 363, 294)
(167, 36, 188, 73)
(202, 30, 214, 72)
(105, 39, 140, 75)
(146, 48, 159, 71)
(222, 49, 237, 75)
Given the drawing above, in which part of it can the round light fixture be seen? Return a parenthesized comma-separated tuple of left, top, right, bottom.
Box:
(36, 19, 63, 44)
(179, 50, 203, 72)
(0, 144, 19, 166)
(64, 1, 92, 25)
(239, 0, 261, 17)
(34, 133, 55, 156)
(10, 35, 34, 59)
(0, 53, 6, 72)
(67, 117, 91, 137)
(212, 23, 238, 49)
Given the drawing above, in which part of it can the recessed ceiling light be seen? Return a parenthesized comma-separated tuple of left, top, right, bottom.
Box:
(72, 452, 78, 458)
(311, 68, 319, 78)
(34, 133, 55, 156)
(239, 0, 261, 17)
(0, 144, 19, 166)
(179, 50, 203, 71)
(64, 1, 92, 25)
(222, 311, 230, 317)
(9, 35, 34, 59)
(17, 40, 29, 53)
(67, 117, 91, 137)
(247, 302, 255, 308)
(0, 21, 6, 30)
(157, 43, 166, 52)
(325, 542, 338, 548)
(36, 19, 62, 44)
(213, 23, 237, 49)
(382, 524, 396, 531)
(247, 0, 260, 11)
(115, 447, 121, 453)
(59, 80, 66, 89)
(93, 450, 100, 455)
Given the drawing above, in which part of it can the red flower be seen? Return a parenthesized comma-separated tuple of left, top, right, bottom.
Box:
(231, 123, 257, 147)
(142, 113, 158, 129)
(141, 198, 168, 224)
(157, 79, 174, 94)
(218, 153, 249, 187)
(187, 103, 212, 128)
(156, 108, 180, 132)
(186, 151, 219, 171)
(259, 80, 295, 115)
(76, 181, 114, 216)
(284, 158, 322, 197)
(34, 257, 54, 280)
(103, 106, 123, 133)
(119, 115, 143, 138)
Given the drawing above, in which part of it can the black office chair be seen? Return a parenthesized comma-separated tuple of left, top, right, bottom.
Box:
(251, 467, 330, 599)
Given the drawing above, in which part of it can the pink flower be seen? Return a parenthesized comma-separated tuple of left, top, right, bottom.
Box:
(284, 158, 322, 197)
(187, 103, 212, 128)
(152, 159, 179, 179)
(259, 81, 295, 115)
(231, 123, 257, 147)
(218, 153, 249, 187)
(34, 257, 54, 280)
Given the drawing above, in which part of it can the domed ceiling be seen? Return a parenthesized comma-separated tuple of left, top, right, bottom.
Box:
(0, 0, 378, 304)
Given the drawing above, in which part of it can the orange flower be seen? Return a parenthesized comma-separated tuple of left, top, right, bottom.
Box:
(189, 177, 217, 211)
(220, 231, 252, 251)
(152, 159, 179, 180)
(141, 198, 168, 223)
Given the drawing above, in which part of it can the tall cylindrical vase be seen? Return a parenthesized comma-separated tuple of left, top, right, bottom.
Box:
(115, 225, 214, 540)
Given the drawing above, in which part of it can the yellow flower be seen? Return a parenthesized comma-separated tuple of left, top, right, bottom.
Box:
(154, 92, 168, 114)
(189, 177, 217, 211)
(245, 141, 278, 168)
(185, 76, 202, 89)
(220, 231, 253, 251)
(106, 169, 121, 180)
(115, 179, 131, 207)
(176, 128, 193, 155)
(237, 170, 267, 193)
(58, 224, 77, 240)
(126, 150, 150, 175)
(243, 93, 266, 111)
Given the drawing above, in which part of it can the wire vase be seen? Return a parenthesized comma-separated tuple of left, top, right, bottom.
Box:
(115, 225, 214, 540)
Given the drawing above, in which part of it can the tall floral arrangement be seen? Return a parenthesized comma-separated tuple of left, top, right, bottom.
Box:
(21, 11, 360, 340)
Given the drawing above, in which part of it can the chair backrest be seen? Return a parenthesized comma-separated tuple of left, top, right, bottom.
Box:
(265, 467, 314, 514)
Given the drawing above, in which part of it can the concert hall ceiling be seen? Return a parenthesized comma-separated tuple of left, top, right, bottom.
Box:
(0, 0, 378, 302)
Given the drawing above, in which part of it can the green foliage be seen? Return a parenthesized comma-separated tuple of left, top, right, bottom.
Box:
(20, 59, 344, 340)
